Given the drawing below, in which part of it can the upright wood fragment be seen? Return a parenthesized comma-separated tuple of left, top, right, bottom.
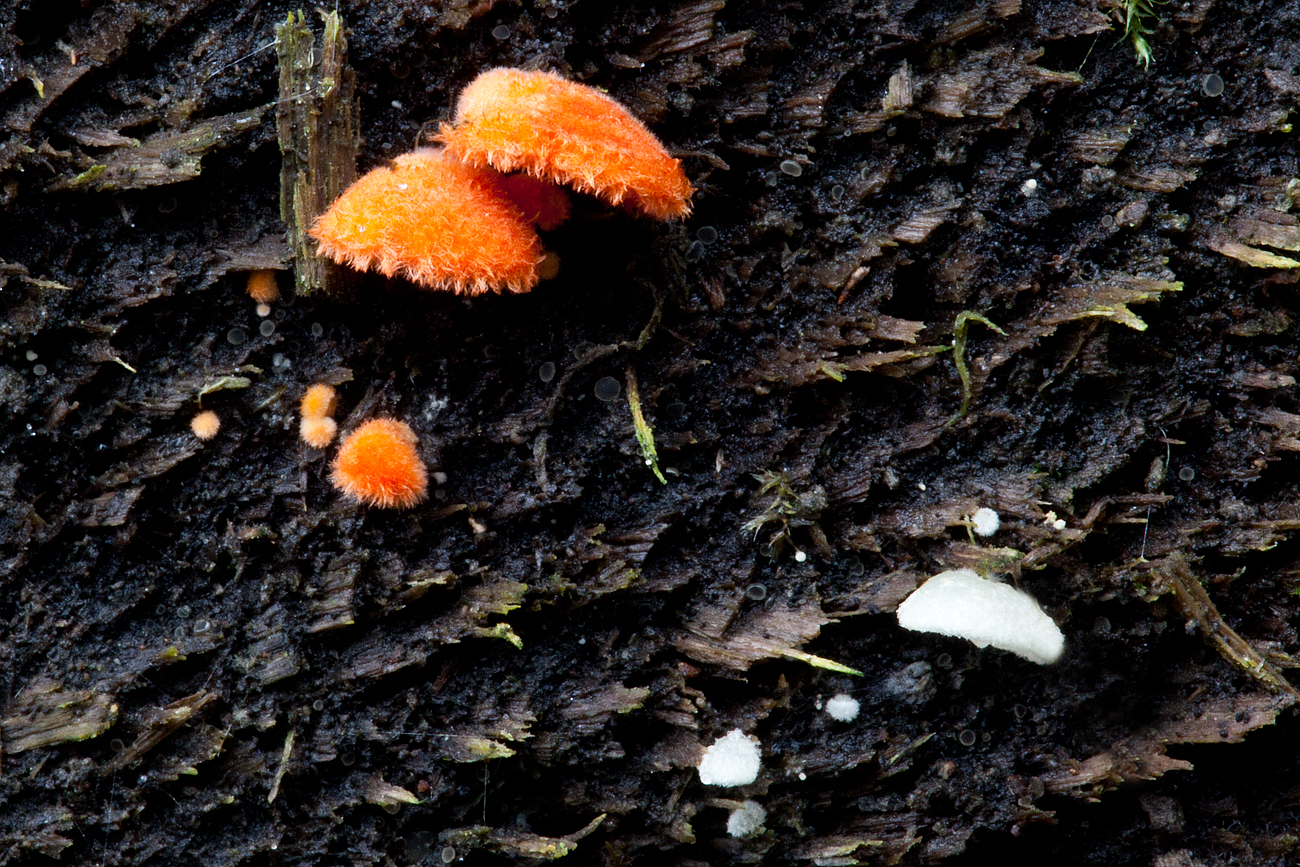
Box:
(276, 10, 357, 296)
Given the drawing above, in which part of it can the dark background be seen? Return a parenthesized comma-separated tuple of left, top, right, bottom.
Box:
(3, 1, 1300, 864)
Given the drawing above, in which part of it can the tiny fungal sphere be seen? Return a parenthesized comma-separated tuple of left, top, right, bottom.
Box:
(697, 729, 761, 787)
(594, 376, 621, 402)
(824, 694, 860, 722)
(794, 550, 808, 563)
(300, 383, 339, 420)
(32, 363, 47, 376)
(685, 240, 705, 262)
(779, 159, 803, 177)
(959, 729, 977, 747)
(491, 24, 511, 40)
(311, 323, 324, 337)
(259, 320, 276, 337)
(245, 269, 280, 304)
(300, 415, 338, 449)
(696, 225, 718, 244)
(256, 303, 272, 318)
(227, 327, 246, 345)
(970, 507, 1001, 537)
(331, 418, 429, 508)
(441, 846, 457, 864)
(727, 800, 767, 838)
(439, 68, 694, 220)
(1178, 466, 1196, 481)
(538, 361, 556, 383)
(1202, 73, 1224, 97)
(745, 583, 767, 601)
(191, 410, 221, 440)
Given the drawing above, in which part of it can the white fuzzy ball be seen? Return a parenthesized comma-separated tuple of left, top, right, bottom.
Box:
(698, 729, 761, 787)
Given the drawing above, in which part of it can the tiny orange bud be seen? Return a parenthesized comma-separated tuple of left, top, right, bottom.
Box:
(310, 148, 543, 295)
(299, 415, 338, 449)
(191, 410, 221, 440)
(331, 418, 428, 509)
(300, 383, 338, 420)
(439, 68, 694, 221)
(246, 269, 280, 304)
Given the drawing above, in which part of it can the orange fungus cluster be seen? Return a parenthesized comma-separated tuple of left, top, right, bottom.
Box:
(310, 67, 693, 295)
(331, 418, 429, 509)
(299, 383, 339, 449)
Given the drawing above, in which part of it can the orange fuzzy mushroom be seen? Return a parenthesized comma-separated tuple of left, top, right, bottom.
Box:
(300, 415, 338, 449)
(191, 410, 221, 441)
(246, 269, 280, 304)
(310, 148, 543, 295)
(300, 383, 338, 420)
(331, 418, 428, 508)
(439, 68, 694, 221)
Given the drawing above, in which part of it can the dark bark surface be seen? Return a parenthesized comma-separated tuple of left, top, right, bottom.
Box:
(3, 1, 1300, 865)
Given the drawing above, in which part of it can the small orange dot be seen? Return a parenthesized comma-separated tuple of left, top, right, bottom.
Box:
(300, 383, 338, 420)
(331, 418, 428, 509)
(246, 269, 280, 304)
(191, 410, 221, 440)
(299, 415, 338, 449)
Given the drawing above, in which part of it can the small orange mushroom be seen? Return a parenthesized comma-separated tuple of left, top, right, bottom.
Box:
(439, 68, 694, 221)
(191, 410, 221, 441)
(331, 418, 428, 508)
(246, 270, 280, 305)
(300, 415, 338, 449)
(310, 148, 543, 295)
(300, 383, 338, 421)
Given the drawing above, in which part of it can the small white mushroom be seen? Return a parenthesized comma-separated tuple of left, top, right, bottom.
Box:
(970, 507, 1000, 537)
(896, 568, 1064, 665)
(823, 694, 860, 722)
(698, 729, 761, 787)
(727, 800, 767, 837)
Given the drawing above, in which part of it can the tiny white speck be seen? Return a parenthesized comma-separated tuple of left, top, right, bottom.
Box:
(1021, 178, 1038, 196)
(794, 550, 807, 562)
(917, 482, 927, 491)
(824, 694, 860, 722)
(971, 507, 1000, 537)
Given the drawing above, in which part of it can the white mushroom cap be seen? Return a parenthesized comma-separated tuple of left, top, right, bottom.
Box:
(896, 568, 1064, 665)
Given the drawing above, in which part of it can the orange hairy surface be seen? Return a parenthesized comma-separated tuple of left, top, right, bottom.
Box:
(245, 269, 280, 304)
(440, 68, 694, 221)
(299, 415, 338, 449)
(331, 418, 428, 509)
(190, 410, 221, 441)
(310, 149, 543, 295)
(300, 383, 338, 420)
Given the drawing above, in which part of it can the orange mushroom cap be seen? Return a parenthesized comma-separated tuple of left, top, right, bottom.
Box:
(300, 383, 338, 420)
(331, 418, 428, 509)
(191, 410, 221, 441)
(300, 415, 338, 449)
(246, 269, 280, 304)
(310, 148, 543, 295)
(439, 68, 694, 221)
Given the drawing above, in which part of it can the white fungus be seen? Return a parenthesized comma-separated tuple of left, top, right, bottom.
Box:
(698, 729, 761, 787)
(727, 800, 767, 838)
(824, 694, 860, 722)
(896, 568, 1064, 665)
(970, 507, 1001, 537)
